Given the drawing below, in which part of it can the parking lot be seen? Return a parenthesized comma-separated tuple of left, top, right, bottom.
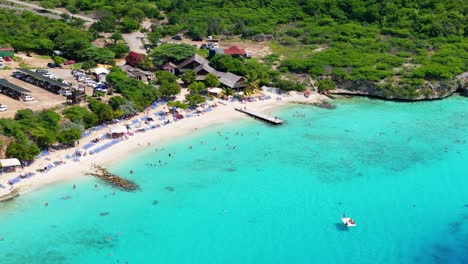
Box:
(0, 69, 71, 118)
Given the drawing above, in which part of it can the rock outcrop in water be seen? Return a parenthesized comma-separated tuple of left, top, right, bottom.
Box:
(86, 165, 139, 191)
(328, 72, 467, 101)
(291, 100, 336, 109)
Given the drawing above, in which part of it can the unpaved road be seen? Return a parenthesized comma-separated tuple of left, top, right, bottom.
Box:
(2, 0, 96, 25)
(122, 32, 148, 54)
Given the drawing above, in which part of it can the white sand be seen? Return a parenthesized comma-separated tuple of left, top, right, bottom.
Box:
(0, 91, 327, 199)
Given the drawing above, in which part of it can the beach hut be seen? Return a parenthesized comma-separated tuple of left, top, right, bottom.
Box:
(93, 67, 110, 83)
(0, 158, 21, 173)
(109, 126, 127, 138)
(207, 87, 223, 97)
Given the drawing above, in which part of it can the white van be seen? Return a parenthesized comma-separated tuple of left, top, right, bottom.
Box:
(22, 95, 35, 101)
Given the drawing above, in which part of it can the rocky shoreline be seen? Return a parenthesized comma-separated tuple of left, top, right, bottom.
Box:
(328, 72, 467, 101)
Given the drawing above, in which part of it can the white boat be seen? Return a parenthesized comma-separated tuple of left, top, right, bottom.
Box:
(341, 217, 356, 227)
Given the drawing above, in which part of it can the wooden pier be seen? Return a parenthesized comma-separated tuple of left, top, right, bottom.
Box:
(234, 107, 284, 125)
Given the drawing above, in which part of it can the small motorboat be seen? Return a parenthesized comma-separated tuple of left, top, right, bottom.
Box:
(341, 213, 356, 227)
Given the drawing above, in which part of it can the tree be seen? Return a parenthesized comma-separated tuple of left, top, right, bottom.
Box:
(316, 79, 336, 92)
(185, 93, 206, 107)
(53, 56, 66, 64)
(167, 100, 189, 109)
(155, 71, 177, 84)
(110, 32, 123, 44)
(125, 51, 146, 67)
(188, 82, 206, 94)
(205, 73, 220, 87)
(88, 99, 115, 123)
(108, 43, 129, 58)
(223, 87, 234, 97)
(159, 81, 181, 98)
(150, 44, 196, 66)
(81, 60, 98, 70)
(77, 47, 115, 64)
(245, 76, 260, 95)
(121, 16, 140, 33)
(63, 106, 98, 128)
(108, 96, 128, 110)
(61, 121, 85, 133)
(181, 70, 197, 84)
(6, 140, 40, 162)
(119, 101, 138, 116)
(127, 7, 146, 23)
(57, 128, 82, 145)
(29, 126, 56, 148)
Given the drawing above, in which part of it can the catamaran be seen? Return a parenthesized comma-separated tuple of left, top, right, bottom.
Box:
(341, 214, 356, 227)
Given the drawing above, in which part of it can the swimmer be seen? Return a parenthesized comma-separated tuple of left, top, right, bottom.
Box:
(130, 170, 134, 174)
(73, 184, 76, 189)
(45, 201, 48, 207)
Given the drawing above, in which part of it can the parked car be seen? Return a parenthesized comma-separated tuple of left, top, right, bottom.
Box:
(22, 95, 35, 102)
(5, 56, 11, 62)
(94, 86, 108, 93)
(0, 104, 7, 112)
(192, 37, 203, 41)
(245, 51, 252, 58)
(59, 89, 72, 96)
(0, 57, 3, 62)
(172, 35, 182, 40)
(47, 62, 61, 68)
(0, 63, 3, 69)
(36, 69, 49, 74)
(64, 60, 76, 65)
(95, 83, 108, 89)
(200, 44, 207, 49)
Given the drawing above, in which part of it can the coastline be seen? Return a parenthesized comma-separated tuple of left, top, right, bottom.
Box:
(0, 91, 327, 200)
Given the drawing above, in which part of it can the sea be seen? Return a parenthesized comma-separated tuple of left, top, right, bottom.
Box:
(0, 96, 467, 264)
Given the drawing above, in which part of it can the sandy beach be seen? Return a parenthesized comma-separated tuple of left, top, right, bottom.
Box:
(0, 91, 327, 199)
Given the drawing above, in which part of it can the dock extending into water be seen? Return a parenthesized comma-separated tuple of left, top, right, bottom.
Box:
(234, 107, 284, 125)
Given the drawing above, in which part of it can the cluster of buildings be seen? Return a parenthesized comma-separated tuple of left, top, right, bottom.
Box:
(115, 46, 249, 92)
(162, 53, 248, 91)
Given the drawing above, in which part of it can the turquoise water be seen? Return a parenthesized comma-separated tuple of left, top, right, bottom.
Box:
(0, 97, 467, 264)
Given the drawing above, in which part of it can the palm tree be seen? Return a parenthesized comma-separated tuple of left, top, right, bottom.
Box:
(244, 74, 260, 96)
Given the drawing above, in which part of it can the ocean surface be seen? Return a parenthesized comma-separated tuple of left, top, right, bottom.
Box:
(0, 97, 467, 264)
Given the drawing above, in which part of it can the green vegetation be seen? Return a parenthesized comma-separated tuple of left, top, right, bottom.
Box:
(0, 109, 84, 161)
(0, 10, 87, 56)
(152, 0, 466, 98)
(204, 73, 220, 88)
(107, 68, 161, 110)
(181, 70, 197, 85)
(39, 0, 161, 32)
(150, 44, 196, 66)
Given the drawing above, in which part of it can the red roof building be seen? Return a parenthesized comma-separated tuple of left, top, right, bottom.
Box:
(223, 46, 246, 57)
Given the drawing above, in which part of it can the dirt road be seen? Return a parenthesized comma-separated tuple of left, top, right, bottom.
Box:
(122, 32, 148, 54)
(2, 0, 96, 25)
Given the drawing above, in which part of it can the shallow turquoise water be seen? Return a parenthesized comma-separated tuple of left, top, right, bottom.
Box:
(0, 97, 467, 264)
